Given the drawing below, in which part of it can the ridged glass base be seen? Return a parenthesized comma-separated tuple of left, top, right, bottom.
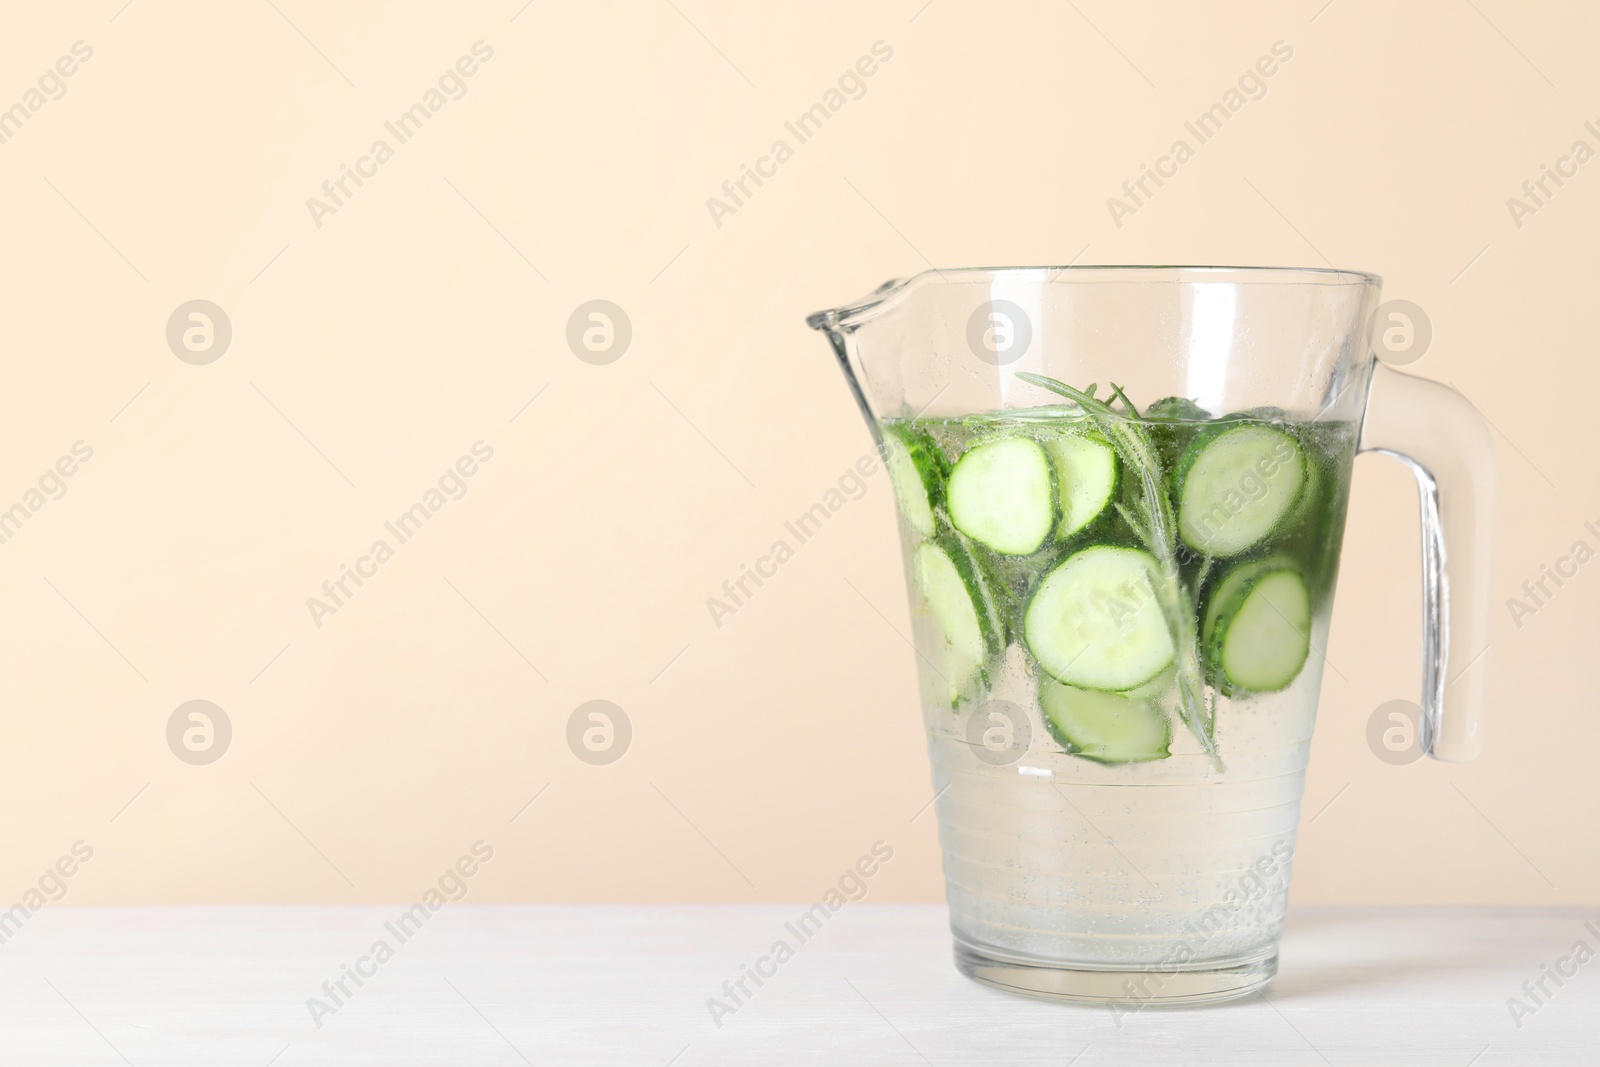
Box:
(953, 936, 1278, 1008)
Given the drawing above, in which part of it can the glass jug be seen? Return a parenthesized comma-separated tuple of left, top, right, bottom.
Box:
(806, 266, 1494, 1007)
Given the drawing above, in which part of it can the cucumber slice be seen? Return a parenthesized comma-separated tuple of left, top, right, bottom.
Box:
(913, 540, 999, 707)
(1040, 679, 1171, 763)
(1202, 560, 1311, 695)
(951, 534, 1006, 655)
(1023, 545, 1176, 692)
(881, 431, 939, 537)
(947, 437, 1054, 556)
(1177, 422, 1307, 557)
(1042, 433, 1117, 539)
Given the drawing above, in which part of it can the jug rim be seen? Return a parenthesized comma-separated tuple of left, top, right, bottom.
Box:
(806, 264, 1382, 330)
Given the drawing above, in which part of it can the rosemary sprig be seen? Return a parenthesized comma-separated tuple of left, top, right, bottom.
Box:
(1017, 372, 1220, 764)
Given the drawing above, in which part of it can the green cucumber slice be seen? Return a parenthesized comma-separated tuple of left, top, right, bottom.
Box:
(913, 540, 999, 706)
(951, 534, 1006, 655)
(1042, 432, 1118, 539)
(1177, 422, 1307, 556)
(1023, 545, 1176, 692)
(947, 437, 1054, 556)
(1040, 679, 1171, 763)
(1202, 560, 1312, 695)
(882, 431, 940, 537)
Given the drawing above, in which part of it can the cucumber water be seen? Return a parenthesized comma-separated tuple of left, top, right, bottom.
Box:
(885, 397, 1355, 753)
(882, 385, 1359, 964)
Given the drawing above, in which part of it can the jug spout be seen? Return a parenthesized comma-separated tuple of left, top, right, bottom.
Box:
(806, 276, 911, 434)
(805, 276, 912, 334)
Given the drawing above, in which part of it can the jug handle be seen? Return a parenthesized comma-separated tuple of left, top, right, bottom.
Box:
(1357, 362, 1497, 762)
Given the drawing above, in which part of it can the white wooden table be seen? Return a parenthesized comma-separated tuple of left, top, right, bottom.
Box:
(1, 906, 1594, 1065)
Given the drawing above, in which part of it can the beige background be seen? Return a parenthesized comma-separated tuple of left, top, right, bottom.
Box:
(0, 0, 1594, 908)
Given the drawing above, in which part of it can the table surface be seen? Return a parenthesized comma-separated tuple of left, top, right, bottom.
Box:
(1, 905, 1595, 1065)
